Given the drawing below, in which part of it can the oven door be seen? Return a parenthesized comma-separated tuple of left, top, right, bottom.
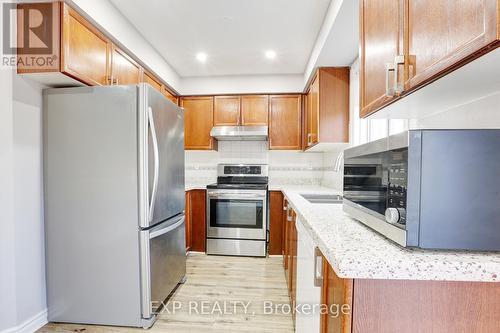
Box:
(207, 189, 267, 240)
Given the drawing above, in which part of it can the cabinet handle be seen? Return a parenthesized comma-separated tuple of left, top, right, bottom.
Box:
(393, 55, 405, 94)
(286, 205, 293, 221)
(314, 247, 323, 287)
(307, 133, 312, 146)
(108, 75, 118, 85)
(385, 63, 395, 97)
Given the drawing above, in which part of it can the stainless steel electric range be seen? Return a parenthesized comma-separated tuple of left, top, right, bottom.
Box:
(206, 164, 268, 257)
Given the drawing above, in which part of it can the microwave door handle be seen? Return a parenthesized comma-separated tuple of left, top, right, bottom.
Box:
(148, 106, 160, 223)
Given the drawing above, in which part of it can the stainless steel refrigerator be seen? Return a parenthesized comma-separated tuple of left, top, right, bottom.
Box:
(43, 84, 186, 328)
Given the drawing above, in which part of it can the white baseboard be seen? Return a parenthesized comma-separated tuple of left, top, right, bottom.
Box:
(1, 309, 48, 333)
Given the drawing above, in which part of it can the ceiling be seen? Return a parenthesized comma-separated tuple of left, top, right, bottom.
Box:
(110, 0, 332, 77)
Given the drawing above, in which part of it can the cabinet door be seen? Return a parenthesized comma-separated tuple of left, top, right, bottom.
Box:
(185, 192, 191, 251)
(214, 96, 241, 126)
(143, 71, 162, 92)
(186, 190, 206, 252)
(360, 0, 404, 117)
(405, 0, 499, 91)
(269, 191, 284, 255)
(306, 74, 320, 148)
(291, 213, 298, 325)
(110, 45, 141, 85)
(282, 198, 288, 258)
(283, 199, 289, 268)
(320, 256, 353, 333)
(241, 95, 269, 126)
(61, 3, 110, 86)
(162, 87, 178, 105)
(269, 95, 302, 150)
(181, 97, 215, 150)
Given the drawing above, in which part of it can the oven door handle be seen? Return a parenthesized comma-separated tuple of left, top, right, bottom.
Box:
(208, 193, 265, 200)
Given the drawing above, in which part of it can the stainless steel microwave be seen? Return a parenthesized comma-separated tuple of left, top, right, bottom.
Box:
(343, 129, 500, 251)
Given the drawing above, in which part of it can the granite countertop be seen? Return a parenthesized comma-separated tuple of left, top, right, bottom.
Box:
(281, 185, 500, 282)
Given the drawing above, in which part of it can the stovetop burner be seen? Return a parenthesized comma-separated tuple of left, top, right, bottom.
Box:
(207, 164, 269, 191)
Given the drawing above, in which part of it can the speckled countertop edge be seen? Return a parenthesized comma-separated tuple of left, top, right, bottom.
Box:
(281, 185, 500, 282)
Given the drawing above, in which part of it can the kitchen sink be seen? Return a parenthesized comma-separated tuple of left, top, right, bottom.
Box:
(299, 194, 343, 204)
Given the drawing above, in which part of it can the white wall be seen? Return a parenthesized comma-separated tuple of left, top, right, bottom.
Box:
(412, 91, 500, 129)
(13, 76, 47, 330)
(0, 70, 47, 332)
(0, 68, 17, 333)
(181, 74, 304, 95)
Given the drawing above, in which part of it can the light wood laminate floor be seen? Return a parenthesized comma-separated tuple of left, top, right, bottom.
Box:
(38, 253, 294, 333)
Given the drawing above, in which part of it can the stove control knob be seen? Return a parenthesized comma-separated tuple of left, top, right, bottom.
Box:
(385, 208, 400, 224)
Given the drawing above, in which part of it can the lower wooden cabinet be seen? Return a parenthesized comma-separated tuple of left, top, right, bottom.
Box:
(318, 250, 500, 333)
(283, 203, 298, 328)
(290, 212, 298, 325)
(268, 191, 284, 255)
(185, 192, 191, 251)
(283, 199, 290, 271)
(185, 189, 206, 252)
(320, 255, 353, 333)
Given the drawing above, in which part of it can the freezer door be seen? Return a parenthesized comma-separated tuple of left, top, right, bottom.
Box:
(140, 214, 186, 319)
(140, 84, 185, 228)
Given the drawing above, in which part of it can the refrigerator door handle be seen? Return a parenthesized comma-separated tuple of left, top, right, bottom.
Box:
(149, 215, 185, 239)
(148, 106, 160, 223)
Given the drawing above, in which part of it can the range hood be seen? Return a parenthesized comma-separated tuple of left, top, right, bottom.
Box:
(210, 126, 268, 141)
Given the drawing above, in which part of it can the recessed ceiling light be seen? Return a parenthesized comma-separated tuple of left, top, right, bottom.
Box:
(265, 50, 276, 59)
(196, 52, 207, 63)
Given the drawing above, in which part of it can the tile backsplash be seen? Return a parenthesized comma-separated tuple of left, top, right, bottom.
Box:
(185, 141, 334, 187)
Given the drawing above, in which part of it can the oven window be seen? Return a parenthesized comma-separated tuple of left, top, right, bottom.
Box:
(210, 199, 263, 229)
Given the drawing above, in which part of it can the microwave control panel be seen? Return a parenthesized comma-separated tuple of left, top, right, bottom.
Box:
(388, 160, 407, 225)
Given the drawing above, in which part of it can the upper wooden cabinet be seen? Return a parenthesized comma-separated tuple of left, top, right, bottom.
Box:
(304, 68, 350, 150)
(214, 96, 241, 126)
(360, 0, 500, 117)
(269, 95, 302, 150)
(143, 71, 178, 104)
(213, 95, 269, 126)
(162, 87, 179, 105)
(17, 2, 178, 101)
(360, 0, 404, 117)
(61, 3, 111, 86)
(143, 71, 162, 92)
(181, 96, 216, 150)
(241, 95, 269, 126)
(306, 74, 320, 147)
(110, 46, 141, 85)
(405, 0, 499, 91)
